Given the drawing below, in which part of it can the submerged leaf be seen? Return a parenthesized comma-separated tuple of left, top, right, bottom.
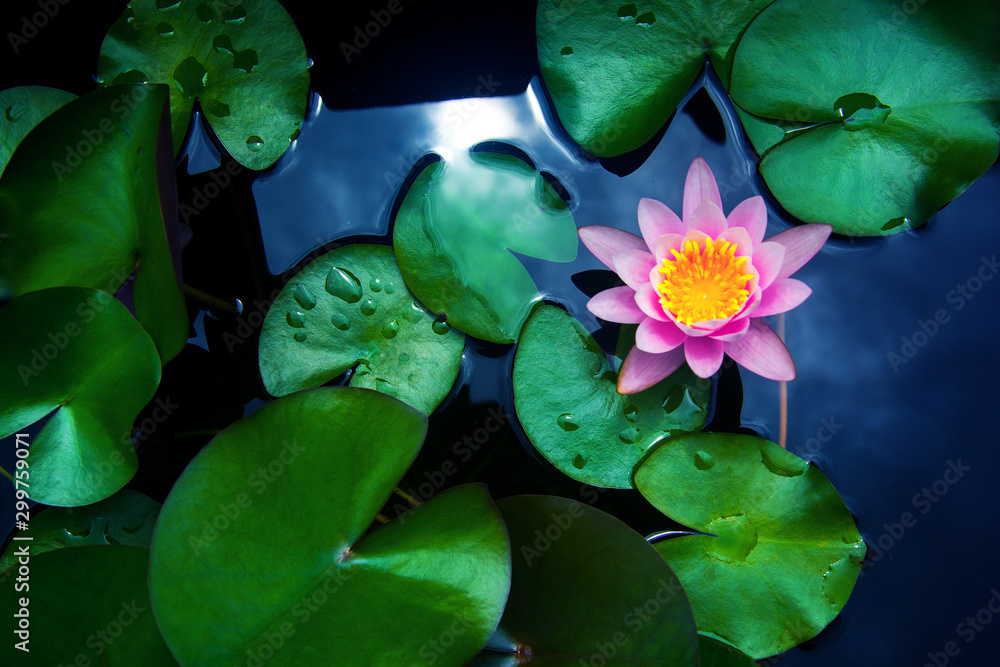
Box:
(394, 149, 578, 343)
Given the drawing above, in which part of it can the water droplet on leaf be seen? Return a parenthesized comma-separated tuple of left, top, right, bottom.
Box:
(286, 311, 305, 328)
(694, 450, 716, 470)
(403, 303, 424, 324)
(557, 414, 578, 431)
(360, 299, 377, 316)
(375, 378, 397, 397)
(325, 267, 362, 303)
(293, 332, 307, 342)
(382, 319, 399, 339)
(618, 427, 640, 444)
(156, 21, 174, 36)
(368, 278, 383, 292)
(246, 135, 264, 152)
(624, 404, 639, 422)
(432, 316, 450, 335)
(292, 284, 316, 310)
(572, 454, 586, 469)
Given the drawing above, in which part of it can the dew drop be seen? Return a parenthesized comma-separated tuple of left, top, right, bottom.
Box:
(760, 447, 808, 477)
(286, 311, 305, 328)
(246, 135, 264, 152)
(618, 427, 640, 444)
(368, 277, 383, 292)
(307, 57, 315, 69)
(381, 319, 399, 339)
(403, 303, 424, 324)
(694, 450, 716, 470)
(330, 313, 350, 331)
(572, 454, 586, 469)
(560, 46, 574, 55)
(624, 404, 639, 422)
(432, 316, 450, 335)
(636, 11, 656, 25)
(617, 3, 637, 19)
(360, 299, 377, 316)
(292, 284, 317, 310)
(293, 332, 307, 342)
(325, 267, 362, 303)
(375, 378, 398, 397)
(223, 3, 247, 23)
(557, 414, 579, 431)
(195, 2, 214, 22)
(156, 0, 181, 9)
(384, 282, 396, 294)
(156, 22, 175, 36)
(399, 353, 410, 363)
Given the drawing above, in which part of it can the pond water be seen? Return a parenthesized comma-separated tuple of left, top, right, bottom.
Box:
(2, 0, 999, 664)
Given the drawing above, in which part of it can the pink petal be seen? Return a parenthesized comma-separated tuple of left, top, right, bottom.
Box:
(579, 225, 646, 271)
(588, 286, 644, 324)
(653, 233, 686, 264)
(635, 283, 669, 322)
(726, 196, 767, 245)
(717, 225, 753, 258)
(612, 249, 656, 291)
(617, 346, 686, 395)
(755, 278, 812, 317)
(635, 318, 687, 353)
(683, 157, 723, 223)
(708, 316, 750, 342)
(724, 319, 796, 381)
(684, 337, 725, 378)
(638, 198, 685, 252)
(767, 224, 833, 280)
(751, 241, 785, 290)
(686, 200, 728, 238)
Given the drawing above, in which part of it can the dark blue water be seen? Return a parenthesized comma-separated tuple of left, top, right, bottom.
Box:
(2, 0, 999, 664)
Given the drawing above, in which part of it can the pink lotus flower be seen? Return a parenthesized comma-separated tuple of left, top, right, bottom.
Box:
(580, 157, 832, 394)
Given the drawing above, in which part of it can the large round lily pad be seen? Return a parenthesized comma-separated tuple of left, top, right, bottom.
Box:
(0, 546, 178, 666)
(0, 84, 187, 361)
(98, 0, 309, 170)
(482, 495, 698, 666)
(150, 388, 510, 667)
(393, 149, 578, 343)
(259, 244, 465, 414)
(730, 0, 1000, 235)
(0, 85, 76, 176)
(0, 288, 161, 507)
(536, 0, 774, 156)
(513, 306, 709, 488)
(635, 433, 866, 659)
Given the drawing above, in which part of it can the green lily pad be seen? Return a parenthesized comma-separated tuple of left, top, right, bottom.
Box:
(0, 288, 161, 507)
(483, 495, 698, 666)
(0, 546, 178, 666)
(98, 0, 309, 170)
(0, 489, 160, 574)
(259, 244, 465, 414)
(512, 306, 709, 489)
(634, 433, 866, 659)
(150, 388, 510, 667)
(0, 86, 76, 176)
(698, 635, 758, 666)
(730, 0, 1000, 236)
(0, 84, 187, 361)
(536, 0, 774, 156)
(393, 149, 578, 343)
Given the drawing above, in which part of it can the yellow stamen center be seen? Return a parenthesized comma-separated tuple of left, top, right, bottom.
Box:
(657, 237, 753, 326)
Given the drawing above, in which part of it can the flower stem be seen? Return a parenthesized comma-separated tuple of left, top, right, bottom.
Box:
(778, 313, 788, 449)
